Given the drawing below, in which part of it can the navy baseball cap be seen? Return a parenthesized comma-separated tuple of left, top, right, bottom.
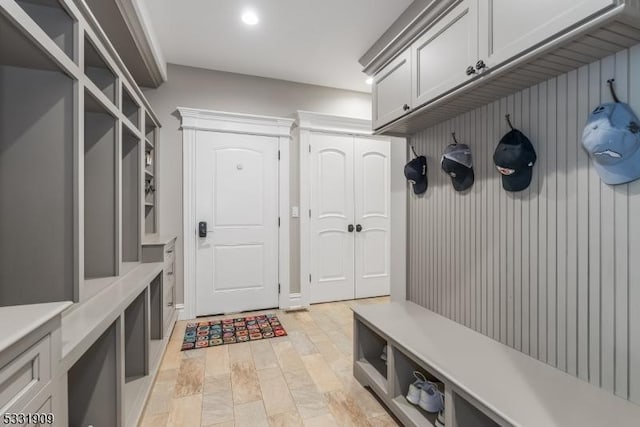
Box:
(404, 156, 428, 194)
(493, 129, 537, 192)
(441, 143, 474, 191)
(582, 102, 640, 185)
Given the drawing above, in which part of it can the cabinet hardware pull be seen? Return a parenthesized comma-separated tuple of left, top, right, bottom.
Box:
(466, 66, 477, 76)
(348, 224, 355, 232)
(168, 302, 173, 307)
(476, 60, 487, 71)
(403, 104, 411, 111)
(356, 224, 363, 232)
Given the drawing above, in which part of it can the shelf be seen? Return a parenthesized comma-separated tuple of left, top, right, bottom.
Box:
(145, 202, 154, 208)
(68, 320, 120, 427)
(85, 35, 116, 104)
(144, 169, 154, 179)
(453, 393, 499, 427)
(149, 273, 162, 340)
(122, 129, 140, 263)
(391, 396, 437, 427)
(356, 319, 388, 380)
(355, 359, 388, 395)
(124, 290, 148, 382)
(84, 90, 117, 282)
(0, 47, 75, 306)
(122, 86, 140, 129)
(145, 137, 154, 149)
(15, 0, 75, 62)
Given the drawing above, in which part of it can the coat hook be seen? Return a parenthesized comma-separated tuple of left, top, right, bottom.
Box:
(607, 79, 620, 103)
(410, 144, 418, 158)
(451, 132, 460, 145)
(505, 114, 514, 130)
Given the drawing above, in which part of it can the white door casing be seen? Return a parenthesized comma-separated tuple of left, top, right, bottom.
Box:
(309, 133, 355, 303)
(195, 132, 279, 315)
(354, 137, 391, 299)
(179, 108, 293, 320)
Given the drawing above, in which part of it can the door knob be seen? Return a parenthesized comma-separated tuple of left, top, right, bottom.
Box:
(403, 104, 411, 111)
(348, 224, 355, 233)
(476, 59, 487, 71)
(356, 224, 363, 232)
(466, 66, 477, 76)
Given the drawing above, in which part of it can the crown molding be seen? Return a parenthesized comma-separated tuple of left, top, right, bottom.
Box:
(177, 108, 295, 137)
(295, 111, 373, 136)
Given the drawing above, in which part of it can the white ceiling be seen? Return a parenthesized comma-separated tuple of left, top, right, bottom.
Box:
(140, 0, 413, 93)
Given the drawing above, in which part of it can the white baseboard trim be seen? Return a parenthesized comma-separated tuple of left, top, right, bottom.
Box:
(175, 304, 187, 320)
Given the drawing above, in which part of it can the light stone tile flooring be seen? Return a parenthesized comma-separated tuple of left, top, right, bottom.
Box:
(140, 297, 401, 427)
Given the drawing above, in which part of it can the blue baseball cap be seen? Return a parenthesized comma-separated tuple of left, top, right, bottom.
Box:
(582, 102, 640, 185)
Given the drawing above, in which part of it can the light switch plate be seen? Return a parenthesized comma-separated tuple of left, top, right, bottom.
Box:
(291, 206, 299, 218)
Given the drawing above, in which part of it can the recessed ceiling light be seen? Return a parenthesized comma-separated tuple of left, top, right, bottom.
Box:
(242, 10, 259, 26)
(365, 77, 374, 85)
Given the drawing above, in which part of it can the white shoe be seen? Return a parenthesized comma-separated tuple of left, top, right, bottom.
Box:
(405, 371, 427, 405)
(380, 345, 388, 362)
(418, 381, 444, 413)
(435, 411, 445, 427)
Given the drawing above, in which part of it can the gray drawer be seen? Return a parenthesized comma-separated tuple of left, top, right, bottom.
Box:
(0, 335, 51, 414)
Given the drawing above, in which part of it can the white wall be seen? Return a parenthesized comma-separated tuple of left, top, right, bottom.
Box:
(142, 63, 372, 305)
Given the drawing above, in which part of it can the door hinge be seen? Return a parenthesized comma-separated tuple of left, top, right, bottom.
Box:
(278, 150, 281, 160)
(309, 274, 312, 283)
(278, 283, 281, 294)
(308, 209, 311, 218)
(308, 144, 311, 153)
(278, 217, 281, 227)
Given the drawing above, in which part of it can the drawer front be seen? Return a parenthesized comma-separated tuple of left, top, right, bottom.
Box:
(0, 335, 51, 414)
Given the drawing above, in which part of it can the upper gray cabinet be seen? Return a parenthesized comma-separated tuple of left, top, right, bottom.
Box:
(368, 0, 639, 133)
(372, 50, 412, 130)
(478, 0, 616, 69)
(412, 0, 478, 108)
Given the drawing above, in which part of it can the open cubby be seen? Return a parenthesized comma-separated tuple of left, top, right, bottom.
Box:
(124, 290, 148, 382)
(149, 273, 162, 340)
(122, 87, 139, 128)
(122, 128, 140, 262)
(392, 348, 444, 426)
(0, 52, 75, 306)
(15, 0, 75, 61)
(68, 320, 120, 427)
(84, 91, 116, 279)
(84, 35, 116, 104)
(355, 320, 388, 391)
(453, 393, 499, 427)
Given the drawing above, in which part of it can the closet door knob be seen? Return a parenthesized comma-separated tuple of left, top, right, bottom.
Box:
(476, 59, 487, 71)
(403, 104, 410, 111)
(348, 224, 355, 233)
(466, 66, 477, 76)
(356, 224, 363, 232)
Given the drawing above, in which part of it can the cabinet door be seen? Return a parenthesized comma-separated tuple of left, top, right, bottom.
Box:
(411, 0, 479, 108)
(479, 0, 615, 68)
(372, 50, 412, 130)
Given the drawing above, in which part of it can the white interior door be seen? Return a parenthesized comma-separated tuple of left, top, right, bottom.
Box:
(195, 131, 279, 316)
(309, 133, 355, 303)
(354, 137, 391, 299)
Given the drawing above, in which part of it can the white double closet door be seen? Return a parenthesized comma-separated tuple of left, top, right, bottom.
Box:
(309, 133, 391, 303)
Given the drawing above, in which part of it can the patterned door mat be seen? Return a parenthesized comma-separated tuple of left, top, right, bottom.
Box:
(181, 313, 287, 351)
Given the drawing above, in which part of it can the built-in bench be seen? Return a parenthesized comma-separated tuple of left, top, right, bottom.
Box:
(352, 301, 640, 427)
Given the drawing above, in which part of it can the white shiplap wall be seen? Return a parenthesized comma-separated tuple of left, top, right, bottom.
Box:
(408, 44, 640, 404)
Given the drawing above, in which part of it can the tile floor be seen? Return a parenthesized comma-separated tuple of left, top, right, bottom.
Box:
(139, 297, 401, 427)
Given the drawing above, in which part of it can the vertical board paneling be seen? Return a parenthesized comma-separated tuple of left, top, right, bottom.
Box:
(408, 44, 640, 405)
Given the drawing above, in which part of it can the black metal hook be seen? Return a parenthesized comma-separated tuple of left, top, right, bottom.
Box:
(451, 132, 460, 145)
(410, 144, 418, 158)
(505, 114, 514, 131)
(607, 79, 620, 103)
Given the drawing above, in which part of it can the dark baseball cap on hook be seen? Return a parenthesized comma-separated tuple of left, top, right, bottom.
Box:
(493, 127, 537, 192)
(441, 143, 474, 191)
(404, 155, 428, 194)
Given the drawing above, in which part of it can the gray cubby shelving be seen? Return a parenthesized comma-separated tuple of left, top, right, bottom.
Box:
(144, 112, 157, 235)
(68, 320, 121, 427)
(122, 86, 140, 129)
(452, 394, 499, 427)
(0, 12, 75, 307)
(391, 348, 444, 427)
(85, 35, 116, 104)
(14, 0, 75, 62)
(124, 290, 148, 382)
(122, 127, 140, 263)
(355, 319, 388, 394)
(84, 90, 117, 281)
(149, 273, 162, 340)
